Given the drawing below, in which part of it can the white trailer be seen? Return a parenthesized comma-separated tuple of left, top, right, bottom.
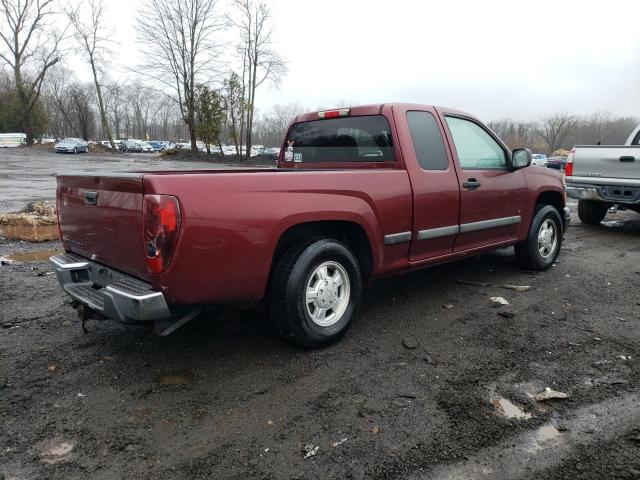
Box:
(0, 133, 27, 148)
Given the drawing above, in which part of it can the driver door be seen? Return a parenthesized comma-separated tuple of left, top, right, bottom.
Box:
(441, 115, 527, 252)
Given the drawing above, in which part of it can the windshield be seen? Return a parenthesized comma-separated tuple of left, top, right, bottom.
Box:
(285, 115, 394, 163)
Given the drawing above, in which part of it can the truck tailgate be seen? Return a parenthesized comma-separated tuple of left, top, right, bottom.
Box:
(572, 146, 640, 181)
(57, 174, 150, 281)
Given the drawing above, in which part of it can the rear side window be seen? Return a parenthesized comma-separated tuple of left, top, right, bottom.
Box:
(285, 115, 394, 163)
(445, 116, 506, 169)
(406, 111, 449, 170)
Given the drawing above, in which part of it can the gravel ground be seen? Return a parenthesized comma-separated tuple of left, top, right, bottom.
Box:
(1, 202, 639, 479)
(1, 149, 639, 479)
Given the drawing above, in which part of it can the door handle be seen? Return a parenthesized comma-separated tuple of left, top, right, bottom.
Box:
(619, 156, 635, 162)
(463, 178, 481, 190)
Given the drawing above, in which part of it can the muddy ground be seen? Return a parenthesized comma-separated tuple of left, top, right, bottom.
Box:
(1, 148, 640, 479)
(1, 203, 639, 479)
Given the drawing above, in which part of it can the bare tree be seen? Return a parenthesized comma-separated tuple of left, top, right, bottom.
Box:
(537, 113, 578, 154)
(231, 0, 286, 157)
(66, 0, 115, 149)
(136, 0, 224, 151)
(0, 0, 66, 144)
(255, 102, 303, 146)
(104, 83, 127, 139)
(224, 72, 244, 155)
(129, 83, 152, 140)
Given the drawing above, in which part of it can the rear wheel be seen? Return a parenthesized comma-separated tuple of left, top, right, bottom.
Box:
(270, 238, 362, 348)
(515, 205, 563, 270)
(73, 147, 77, 154)
(578, 199, 609, 225)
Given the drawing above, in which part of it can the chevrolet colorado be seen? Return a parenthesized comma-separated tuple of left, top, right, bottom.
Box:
(566, 124, 640, 224)
(51, 104, 570, 347)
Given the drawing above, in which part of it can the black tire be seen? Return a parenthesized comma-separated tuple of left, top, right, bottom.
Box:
(515, 205, 563, 271)
(269, 238, 362, 348)
(577, 199, 608, 225)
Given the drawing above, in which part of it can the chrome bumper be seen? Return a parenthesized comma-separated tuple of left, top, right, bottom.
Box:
(50, 252, 170, 323)
(567, 184, 640, 205)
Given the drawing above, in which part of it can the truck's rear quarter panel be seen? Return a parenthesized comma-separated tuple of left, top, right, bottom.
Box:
(144, 169, 412, 304)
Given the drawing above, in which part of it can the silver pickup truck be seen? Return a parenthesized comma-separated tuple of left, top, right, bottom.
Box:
(566, 124, 640, 224)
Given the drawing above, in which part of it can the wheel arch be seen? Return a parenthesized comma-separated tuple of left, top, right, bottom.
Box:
(269, 220, 375, 283)
(534, 190, 566, 230)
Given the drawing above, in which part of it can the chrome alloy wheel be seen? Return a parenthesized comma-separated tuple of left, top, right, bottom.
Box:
(538, 219, 558, 258)
(305, 261, 351, 327)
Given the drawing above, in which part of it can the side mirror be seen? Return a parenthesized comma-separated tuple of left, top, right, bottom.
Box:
(511, 148, 532, 169)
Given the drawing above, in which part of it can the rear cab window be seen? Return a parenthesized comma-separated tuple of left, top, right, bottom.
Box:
(284, 115, 395, 163)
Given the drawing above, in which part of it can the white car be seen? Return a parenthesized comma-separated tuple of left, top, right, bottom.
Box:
(531, 154, 548, 167)
(140, 142, 154, 153)
(222, 146, 237, 156)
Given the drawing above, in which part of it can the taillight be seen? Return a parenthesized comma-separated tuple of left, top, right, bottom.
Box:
(318, 108, 350, 119)
(143, 195, 181, 274)
(564, 148, 575, 177)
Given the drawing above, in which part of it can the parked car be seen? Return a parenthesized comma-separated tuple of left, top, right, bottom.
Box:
(222, 145, 237, 156)
(531, 154, 548, 167)
(566, 124, 640, 224)
(120, 140, 143, 153)
(140, 142, 155, 153)
(257, 147, 281, 161)
(251, 145, 265, 157)
(545, 156, 567, 170)
(50, 103, 569, 347)
(147, 141, 165, 152)
(54, 138, 88, 154)
(201, 144, 222, 154)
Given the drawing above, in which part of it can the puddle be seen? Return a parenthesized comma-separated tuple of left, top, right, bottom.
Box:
(526, 424, 561, 453)
(6, 249, 61, 262)
(157, 370, 194, 385)
(491, 397, 532, 419)
(601, 220, 635, 230)
(40, 439, 75, 464)
(0, 224, 59, 242)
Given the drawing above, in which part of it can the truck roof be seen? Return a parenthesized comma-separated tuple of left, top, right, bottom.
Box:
(293, 103, 473, 124)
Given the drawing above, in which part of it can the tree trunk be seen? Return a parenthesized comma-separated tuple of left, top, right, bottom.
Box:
(91, 60, 115, 151)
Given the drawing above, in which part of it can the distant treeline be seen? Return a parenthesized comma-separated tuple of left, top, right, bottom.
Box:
(488, 112, 638, 155)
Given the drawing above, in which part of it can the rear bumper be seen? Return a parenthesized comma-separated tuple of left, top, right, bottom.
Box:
(567, 183, 640, 205)
(50, 252, 170, 323)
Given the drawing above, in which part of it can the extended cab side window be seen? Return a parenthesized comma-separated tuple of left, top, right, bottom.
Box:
(445, 116, 507, 169)
(406, 111, 449, 170)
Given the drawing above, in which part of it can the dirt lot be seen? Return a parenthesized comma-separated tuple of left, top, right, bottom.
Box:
(1, 204, 639, 479)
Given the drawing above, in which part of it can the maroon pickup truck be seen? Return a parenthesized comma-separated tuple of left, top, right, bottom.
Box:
(51, 104, 570, 347)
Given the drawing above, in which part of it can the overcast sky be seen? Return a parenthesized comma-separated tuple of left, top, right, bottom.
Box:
(71, 0, 640, 122)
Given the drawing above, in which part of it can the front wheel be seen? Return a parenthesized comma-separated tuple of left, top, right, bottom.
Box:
(515, 205, 563, 270)
(269, 239, 362, 348)
(73, 147, 77, 154)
